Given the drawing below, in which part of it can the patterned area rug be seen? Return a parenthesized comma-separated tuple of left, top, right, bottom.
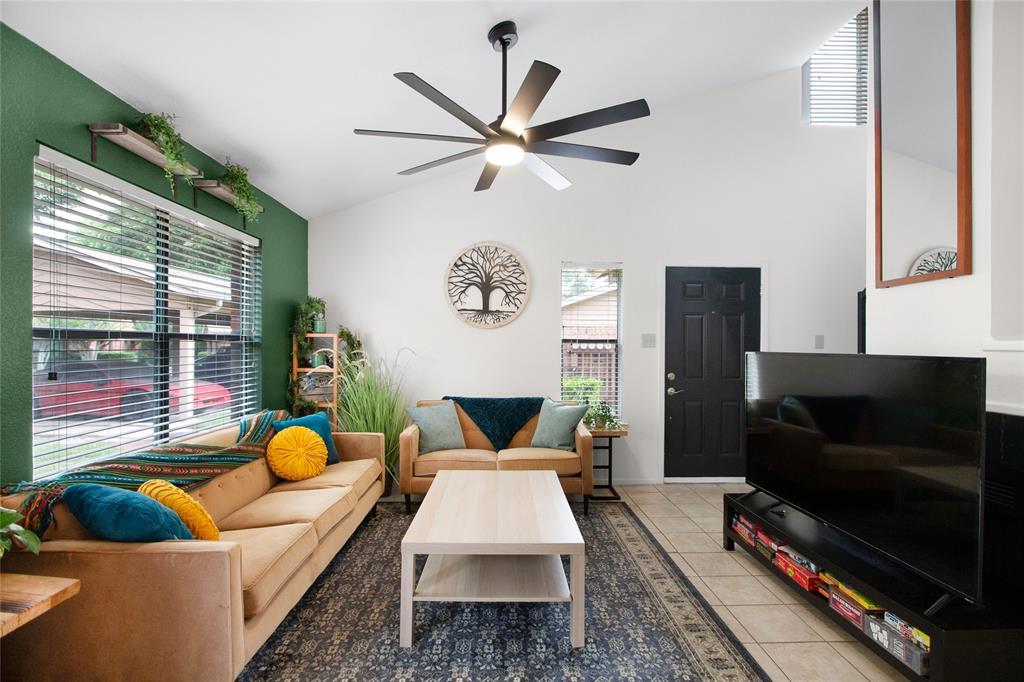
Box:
(241, 502, 768, 681)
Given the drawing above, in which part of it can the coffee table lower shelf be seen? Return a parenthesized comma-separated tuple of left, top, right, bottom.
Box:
(414, 554, 571, 602)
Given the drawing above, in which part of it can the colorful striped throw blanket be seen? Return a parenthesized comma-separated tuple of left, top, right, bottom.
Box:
(3, 409, 288, 536)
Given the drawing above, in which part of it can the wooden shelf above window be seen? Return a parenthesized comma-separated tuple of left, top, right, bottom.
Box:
(193, 179, 264, 214)
(88, 123, 202, 178)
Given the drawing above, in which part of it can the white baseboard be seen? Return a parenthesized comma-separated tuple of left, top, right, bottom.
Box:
(663, 477, 746, 484)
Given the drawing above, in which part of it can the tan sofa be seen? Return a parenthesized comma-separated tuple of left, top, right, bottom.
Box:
(1, 423, 385, 682)
(399, 400, 593, 514)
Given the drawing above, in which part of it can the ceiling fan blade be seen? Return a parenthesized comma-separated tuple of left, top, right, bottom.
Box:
(398, 147, 485, 176)
(354, 129, 485, 144)
(526, 140, 639, 165)
(522, 154, 571, 191)
(500, 60, 561, 137)
(523, 99, 650, 143)
(394, 72, 497, 139)
(474, 163, 500, 192)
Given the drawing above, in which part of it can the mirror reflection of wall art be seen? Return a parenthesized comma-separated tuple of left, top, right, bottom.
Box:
(909, 247, 958, 276)
(445, 242, 529, 328)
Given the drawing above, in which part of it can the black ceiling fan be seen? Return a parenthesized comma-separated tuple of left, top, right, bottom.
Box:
(354, 20, 651, 192)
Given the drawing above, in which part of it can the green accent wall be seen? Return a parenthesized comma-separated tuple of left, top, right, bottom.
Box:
(0, 24, 308, 484)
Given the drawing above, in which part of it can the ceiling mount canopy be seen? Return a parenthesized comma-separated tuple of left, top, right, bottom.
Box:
(354, 20, 651, 192)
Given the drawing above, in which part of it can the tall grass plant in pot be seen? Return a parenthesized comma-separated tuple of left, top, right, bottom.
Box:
(335, 350, 411, 495)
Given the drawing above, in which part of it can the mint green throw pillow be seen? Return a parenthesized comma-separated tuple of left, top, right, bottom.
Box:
(405, 401, 466, 454)
(531, 398, 588, 451)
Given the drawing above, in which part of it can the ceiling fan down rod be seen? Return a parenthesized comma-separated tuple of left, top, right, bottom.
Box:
(502, 39, 508, 117)
(487, 20, 518, 120)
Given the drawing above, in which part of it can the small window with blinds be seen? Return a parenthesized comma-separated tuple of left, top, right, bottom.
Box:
(802, 7, 868, 126)
(31, 151, 262, 479)
(560, 264, 623, 418)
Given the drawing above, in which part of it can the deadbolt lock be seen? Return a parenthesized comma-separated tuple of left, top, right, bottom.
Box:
(666, 372, 676, 381)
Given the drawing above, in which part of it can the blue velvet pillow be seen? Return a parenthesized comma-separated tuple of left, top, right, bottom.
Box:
(273, 412, 340, 464)
(531, 398, 588, 451)
(63, 484, 193, 542)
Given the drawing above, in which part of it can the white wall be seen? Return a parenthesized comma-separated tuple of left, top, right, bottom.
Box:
(310, 68, 867, 483)
(866, 0, 1024, 416)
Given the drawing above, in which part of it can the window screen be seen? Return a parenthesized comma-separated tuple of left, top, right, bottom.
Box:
(560, 264, 623, 417)
(803, 8, 869, 126)
(31, 152, 261, 479)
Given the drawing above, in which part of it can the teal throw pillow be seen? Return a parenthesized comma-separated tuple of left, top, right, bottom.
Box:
(531, 398, 588, 451)
(405, 401, 466, 454)
(63, 484, 193, 542)
(273, 412, 340, 464)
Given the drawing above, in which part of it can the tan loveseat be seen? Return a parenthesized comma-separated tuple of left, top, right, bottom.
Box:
(399, 400, 593, 514)
(1, 423, 385, 682)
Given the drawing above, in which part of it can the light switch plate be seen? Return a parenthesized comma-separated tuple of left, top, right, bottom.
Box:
(641, 333, 657, 348)
(814, 334, 825, 349)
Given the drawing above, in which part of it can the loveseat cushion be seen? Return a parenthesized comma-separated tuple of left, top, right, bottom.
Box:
(413, 449, 497, 476)
(497, 448, 582, 476)
(220, 523, 317, 616)
(270, 458, 382, 498)
(217, 487, 356, 540)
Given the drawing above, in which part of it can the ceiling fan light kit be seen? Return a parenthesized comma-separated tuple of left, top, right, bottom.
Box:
(355, 20, 650, 192)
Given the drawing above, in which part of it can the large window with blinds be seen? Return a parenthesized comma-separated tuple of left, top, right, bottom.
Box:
(31, 149, 262, 479)
(560, 264, 623, 417)
(802, 7, 868, 126)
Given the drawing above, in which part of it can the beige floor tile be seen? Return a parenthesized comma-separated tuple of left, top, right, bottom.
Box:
(627, 491, 669, 506)
(693, 485, 726, 503)
(667, 532, 725, 554)
(648, 529, 670, 547)
(720, 483, 754, 494)
(742, 643, 791, 681)
(620, 484, 659, 494)
(702, 496, 726, 511)
(703, 576, 782, 605)
(632, 511, 660, 531)
(670, 553, 695, 576)
(652, 516, 701, 534)
(712, 604, 755, 643)
(829, 642, 905, 681)
(761, 642, 868, 681)
(675, 501, 720, 517)
(660, 490, 705, 505)
(682, 552, 751, 576)
(755, 574, 804, 604)
(732, 550, 771, 575)
(686, 575, 724, 605)
(691, 515, 724, 533)
(728, 605, 823, 643)
(638, 502, 685, 518)
(786, 604, 856, 642)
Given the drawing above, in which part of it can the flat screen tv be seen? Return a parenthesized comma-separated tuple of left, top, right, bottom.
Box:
(745, 352, 985, 603)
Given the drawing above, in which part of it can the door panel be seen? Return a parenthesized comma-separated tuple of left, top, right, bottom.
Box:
(664, 267, 760, 478)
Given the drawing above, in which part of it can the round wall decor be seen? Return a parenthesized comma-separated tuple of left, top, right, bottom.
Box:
(445, 242, 529, 328)
(908, 247, 958, 276)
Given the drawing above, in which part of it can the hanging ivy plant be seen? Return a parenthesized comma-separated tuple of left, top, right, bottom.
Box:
(337, 324, 363, 364)
(222, 163, 261, 223)
(137, 113, 192, 189)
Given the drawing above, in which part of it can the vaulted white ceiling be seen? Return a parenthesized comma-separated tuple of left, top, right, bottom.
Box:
(2, 1, 863, 218)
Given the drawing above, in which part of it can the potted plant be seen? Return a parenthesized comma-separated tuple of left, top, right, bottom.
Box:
(137, 113, 192, 189)
(222, 162, 261, 223)
(291, 297, 328, 363)
(585, 401, 622, 431)
(1, 506, 41, 559)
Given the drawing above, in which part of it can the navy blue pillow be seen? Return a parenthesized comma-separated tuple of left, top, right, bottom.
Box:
(63, 484, 193, 542)
(273, 411, 340, 464)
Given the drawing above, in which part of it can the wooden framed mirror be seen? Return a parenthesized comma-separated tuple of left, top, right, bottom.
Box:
(874, 0, 972, 287)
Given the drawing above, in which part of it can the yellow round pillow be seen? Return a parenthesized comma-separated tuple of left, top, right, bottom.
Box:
(267, 426, 327, 481)
(138, 479, 220, 541)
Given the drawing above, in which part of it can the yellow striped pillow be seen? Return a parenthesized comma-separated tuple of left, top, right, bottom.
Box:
(138, 480, 219, 541)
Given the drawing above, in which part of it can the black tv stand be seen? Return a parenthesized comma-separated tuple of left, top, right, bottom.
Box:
(723, 491, 1024, 681)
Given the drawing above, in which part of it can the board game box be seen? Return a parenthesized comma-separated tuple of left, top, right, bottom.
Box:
(864, 615, 930, 675)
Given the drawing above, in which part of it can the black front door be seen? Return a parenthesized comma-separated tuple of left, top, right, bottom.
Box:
(664, 267, 761, 478)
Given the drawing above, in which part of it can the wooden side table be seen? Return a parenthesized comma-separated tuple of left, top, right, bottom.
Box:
(1, 573, 80, 637)
(589, 428, 628, 501)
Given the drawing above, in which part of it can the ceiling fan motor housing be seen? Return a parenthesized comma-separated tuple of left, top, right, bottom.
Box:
(488, 20, 518, 51)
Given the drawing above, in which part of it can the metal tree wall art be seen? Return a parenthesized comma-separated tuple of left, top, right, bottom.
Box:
(445, 242, 529, 328)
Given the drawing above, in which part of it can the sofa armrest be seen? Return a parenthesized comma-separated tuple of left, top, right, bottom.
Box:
(575, 422, 594, 495)
(0, 540, 244, 681)
(399, 424, 420, 494)
(333, 431, 386, 488)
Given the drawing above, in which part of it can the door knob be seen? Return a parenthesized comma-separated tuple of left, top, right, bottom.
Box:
(667, 387, 680, 396)
(666, 372, 676, 380)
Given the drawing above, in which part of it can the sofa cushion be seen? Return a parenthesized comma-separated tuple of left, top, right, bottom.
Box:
(220, 523, 317, 617)
(190, 458, 277, 524)
(413, 449, 497, 476)
(270, 458, 382, 498)
(217, 487, 356, 540)
(497, 448, 582, 476)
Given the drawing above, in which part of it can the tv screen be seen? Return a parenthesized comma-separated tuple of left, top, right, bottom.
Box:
(745, 352, 985, 603)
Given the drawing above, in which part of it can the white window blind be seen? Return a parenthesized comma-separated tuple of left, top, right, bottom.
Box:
(802, 7, 868, 126)
(560, 264, 622, 417)
(31, 152, 262, 479)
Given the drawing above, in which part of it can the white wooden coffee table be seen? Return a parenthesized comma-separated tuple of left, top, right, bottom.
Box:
(400, 470, 585, 648)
